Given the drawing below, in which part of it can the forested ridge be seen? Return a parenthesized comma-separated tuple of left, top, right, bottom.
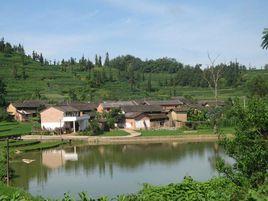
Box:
(0, 38, 267, 103)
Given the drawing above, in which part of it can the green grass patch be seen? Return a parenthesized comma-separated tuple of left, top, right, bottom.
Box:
(0, 121, 32, 138)
(140, 127, 235, 137)
(7, 140, 40, 148)
(0, 182, 36, 200)
(18, 141, 65, 152)
(140, 129, 183, 136)
(102, 129, 129, 136)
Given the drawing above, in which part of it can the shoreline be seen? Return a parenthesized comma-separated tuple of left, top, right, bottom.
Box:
(22, 134, 230, 145)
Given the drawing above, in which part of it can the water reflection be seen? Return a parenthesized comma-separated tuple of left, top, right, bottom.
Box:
(42, 147, 78, 169)
(11, 142, 224, 198)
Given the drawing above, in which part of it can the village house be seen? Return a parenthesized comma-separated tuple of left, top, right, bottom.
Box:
(7, 100, 47, 122)
(97, 101, 137, 113)
(168, 106, 189, 128)
(40, 105, 90, 133)
(143, 100, 184, 112)
(121, 105, 169, 129)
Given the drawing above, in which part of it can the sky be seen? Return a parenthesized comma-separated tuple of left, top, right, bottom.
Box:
(1, 0, 268, 67)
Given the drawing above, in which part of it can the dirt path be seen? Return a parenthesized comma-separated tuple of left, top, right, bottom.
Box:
(121, 129, 141, 137)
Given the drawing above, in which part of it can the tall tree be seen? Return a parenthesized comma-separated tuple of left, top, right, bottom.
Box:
(98, 56, 102, 67)
(203, 54, 224, 106)
(261, 28, 268, 49)
(95, 54, 98, 67)
(147, 73, 152, 92)
(104, 52, 110, 67)
(0, 78, 7, 106)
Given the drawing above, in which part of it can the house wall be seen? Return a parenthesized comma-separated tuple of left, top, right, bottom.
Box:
(41, 107, 64, 130)
(125, 117, 150, 129)
(170, 111, 187, 122)
(78, 120, 88, 131)
(125, 119, 136, 129)
(7, 104, 17, 115)
(135, 117, 150, 129)
(14, 113, 28, 122)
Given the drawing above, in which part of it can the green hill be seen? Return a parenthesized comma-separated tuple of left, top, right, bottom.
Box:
(0, 43, 267, 103)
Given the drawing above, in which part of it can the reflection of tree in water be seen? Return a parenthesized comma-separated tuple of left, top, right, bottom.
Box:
(64, 142, 217, 176)
(11, 142, 219, 191)
(11, 151, 51, 190)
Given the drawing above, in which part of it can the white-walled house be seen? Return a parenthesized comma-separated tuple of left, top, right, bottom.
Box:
(40, 105, 90, 132)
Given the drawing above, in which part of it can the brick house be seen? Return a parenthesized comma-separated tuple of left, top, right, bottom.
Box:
(121, 105, 168, 129)
(7, 100, 47, 122)
(40, 105, 90, 133)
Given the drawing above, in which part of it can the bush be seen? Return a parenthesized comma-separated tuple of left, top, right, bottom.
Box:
(0, 107, 11, 121)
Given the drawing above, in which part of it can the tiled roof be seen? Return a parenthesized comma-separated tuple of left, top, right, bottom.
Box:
(145, 100, 183, 106)
(68, 102, 98, 111)
(147, 113, 168, 120)
(12, 100, 47, 108)
(121, 105, 163, 113)
(101, 101, 137, 108)
(55, 105, 79, 112)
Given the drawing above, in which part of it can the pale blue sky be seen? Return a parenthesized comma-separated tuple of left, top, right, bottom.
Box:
(1, 0, 268, 67)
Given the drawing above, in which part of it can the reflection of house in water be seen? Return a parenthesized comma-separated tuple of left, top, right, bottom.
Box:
(42, 147, 78, 169)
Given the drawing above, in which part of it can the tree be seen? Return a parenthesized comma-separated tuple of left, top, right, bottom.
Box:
(104, 52, 110, 67)
(12, 66, 18, 79)
(147, 73, 152, 92)
(95, 54, 99, 67)
(203, 54, 224, 106)
(32, 89, 41, 99)
(98, 56, 102, 67)
(0, 78, 7, 107)
(261, 28, 268, 49)
(217, 98, 268, 188)
(68, 90, 77, 101)
(247, 75, 268, 98)
(21, 66, 27, 80)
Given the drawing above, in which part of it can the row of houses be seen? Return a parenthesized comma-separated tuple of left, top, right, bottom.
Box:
(6, 98, 224, 133)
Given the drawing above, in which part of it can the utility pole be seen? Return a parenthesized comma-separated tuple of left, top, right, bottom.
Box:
(6, 138, 9, 186)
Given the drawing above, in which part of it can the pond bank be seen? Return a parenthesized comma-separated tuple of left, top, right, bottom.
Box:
(22, 133, 231, 145)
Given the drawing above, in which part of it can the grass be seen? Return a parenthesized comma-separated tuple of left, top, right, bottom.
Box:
(7, 140, 40, 148)
(140, 127, 235, 137)
(102, 129, 129, 136)
(0, 182, 35, 200)
(18, 141, 65, 152)
(0, 121, 32, 138)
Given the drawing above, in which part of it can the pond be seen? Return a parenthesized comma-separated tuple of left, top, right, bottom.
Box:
(11, 142, 227, 199)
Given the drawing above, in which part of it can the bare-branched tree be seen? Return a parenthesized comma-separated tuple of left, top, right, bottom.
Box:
(203, 53, 224, 107)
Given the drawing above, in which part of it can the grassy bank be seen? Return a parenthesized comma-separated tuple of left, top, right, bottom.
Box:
(140, 127, 235, 137)
(17, 141, 65, 152)
(102, 129, 129, 136)
(0, 121, 32, 138)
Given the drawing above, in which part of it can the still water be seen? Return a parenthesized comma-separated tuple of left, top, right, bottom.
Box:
(11, 142, 225, 198)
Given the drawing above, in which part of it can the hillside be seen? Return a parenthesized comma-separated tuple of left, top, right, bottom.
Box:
(0, 50, 267, 103)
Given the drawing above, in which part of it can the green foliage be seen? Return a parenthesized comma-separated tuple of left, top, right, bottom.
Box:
(18, 141, 65, 152)
(0, 78, 7, 106)
(126, 177, 244, 201)
(247, 75, 268, 98)
(217, 98, 268, 188)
